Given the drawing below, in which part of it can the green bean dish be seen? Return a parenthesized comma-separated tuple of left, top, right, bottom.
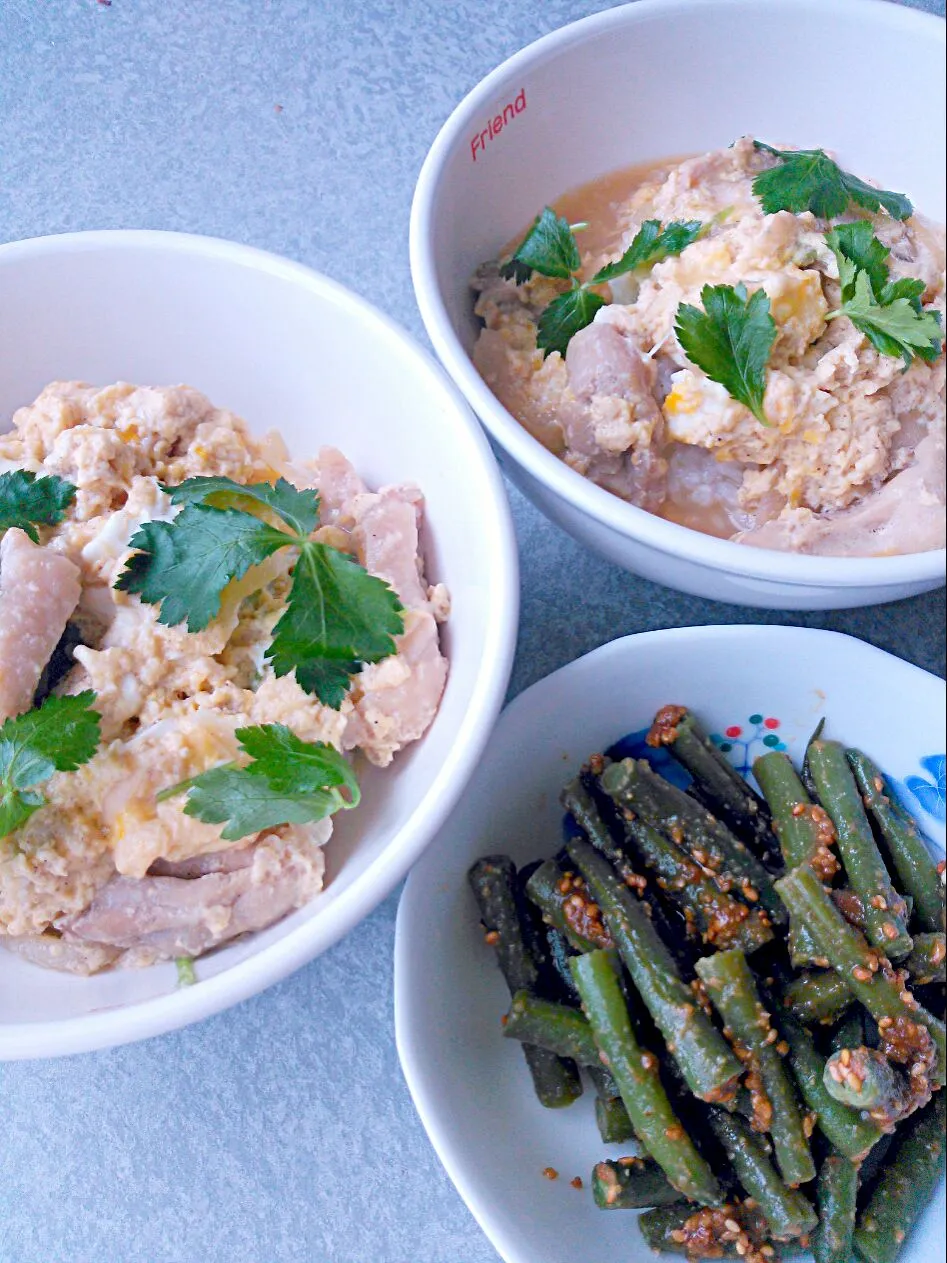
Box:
(469, 706, 946, 1263)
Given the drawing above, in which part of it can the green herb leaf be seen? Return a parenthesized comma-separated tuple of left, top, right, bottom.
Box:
(825, 221, 891, 301)
(0, 692, 101, 839)
(834, 269, 943, 367)
(590, 219, 703, 283)
(114, 476, 404, 708)
(0, 471, 77, 543)
(824, 223, 944, 366)
(499, 207, 581, 281)
(675, 283, 777, 425)
(115, 504, 289, 631)
(752, 142, 913, 221)
(536, 288, 608, 358)
(267, 541, 404, 710)
(163, 723, 360, 841)
(162, 476, 320, 538)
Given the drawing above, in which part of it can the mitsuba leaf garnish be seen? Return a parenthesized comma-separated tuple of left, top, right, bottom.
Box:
(500, 207, 581, 282)
(116, 476, 404, 709)
(675, 283, 777, 426)
(500, 210, 705, 357)
(824, 221, 891, 299)
(590, 219, 703, 284)
(826, 221, 944, 367)
(156, 723, 361, 842)
(0, 692, 101, 840)
(537, 289, 608, 359)
(0, 470, 77, 542)
(752, 142, 913, 222)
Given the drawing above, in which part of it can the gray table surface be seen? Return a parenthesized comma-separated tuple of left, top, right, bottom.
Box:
(1, 1, 944, 1260)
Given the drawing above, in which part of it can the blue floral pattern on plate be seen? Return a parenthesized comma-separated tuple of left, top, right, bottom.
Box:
(607, 714, 787, 781)
(891, 754, 946, 826)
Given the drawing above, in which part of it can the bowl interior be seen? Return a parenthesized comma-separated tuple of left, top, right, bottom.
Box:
(396, 626, 946, 1263)
(0, 232, 515, 1052)
(425, 0, 946, 354)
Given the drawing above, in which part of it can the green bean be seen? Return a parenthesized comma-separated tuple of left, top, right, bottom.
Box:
(807, 741, 912, 960)
(706, 1109, 818, 1240)
(503, 991, 600, 1065)
(753, 750, 838, 874)
(561, 775, 640, 887)
(902, 931, 946, 985)
(783, 1018, 881, 1158)
(619, 809, 775, 954)
(601, 758, 786, 925)
(524, 859, 609, 953)
(502, 996, 643, 1129)
(569, 770, 696, 959)
(853, 1091, 946, 1263)
(848, 749, 945, 933)
(591, 1156, 679, 1209)
(570, 950, 721, 1206)
(823, 1046, 913, 1122)
(649, 706, 781, 865)
(755, 749, 841, 968)
(776, 1014, 881, 1161)
(782, 971, 852, 1025)
(469, 857, 582, 1109)
(812, 1154, 857, 1263)
(638, 1202, 811, 1258)
(775, 867, 946, 1086)
(586, 1061, 620, 1102)
(566, 836, 742, 1102)
(594, 1094, 636, 1145)
(696, 949, 815, 1186)
(829, 1007, 865, 1054)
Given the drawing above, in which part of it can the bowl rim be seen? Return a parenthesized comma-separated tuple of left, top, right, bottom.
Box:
(0, 227, 521, 1061)
(410, 0, 947, 589)
(394, 622, 947, 1263)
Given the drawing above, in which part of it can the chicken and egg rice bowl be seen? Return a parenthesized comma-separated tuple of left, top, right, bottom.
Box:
(473, 139, 946, 557)
(0, 381, 449, 974)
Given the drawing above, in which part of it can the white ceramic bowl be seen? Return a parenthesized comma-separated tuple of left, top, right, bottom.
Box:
(396, 626, 946, 1263)
(411, 0, 947, 610)
(0, 229, 519, 1059)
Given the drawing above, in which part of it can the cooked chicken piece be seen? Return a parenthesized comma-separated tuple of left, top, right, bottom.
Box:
(343, 608, 448, 766)
(0, 528, 82, 721)
(350, 485, 429, 609)
(148, 846, 255, 878)
(564, 320, 668, 510)
(2, 932, 121, 975)
(61, 828, 325, 959)
(303, 446, 368, 524)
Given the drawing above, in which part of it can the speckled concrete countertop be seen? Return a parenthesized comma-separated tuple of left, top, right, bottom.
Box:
(1, 2, 944, 1260)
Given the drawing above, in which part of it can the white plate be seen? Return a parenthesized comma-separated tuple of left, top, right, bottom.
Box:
(395, 626, 946, 1263)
